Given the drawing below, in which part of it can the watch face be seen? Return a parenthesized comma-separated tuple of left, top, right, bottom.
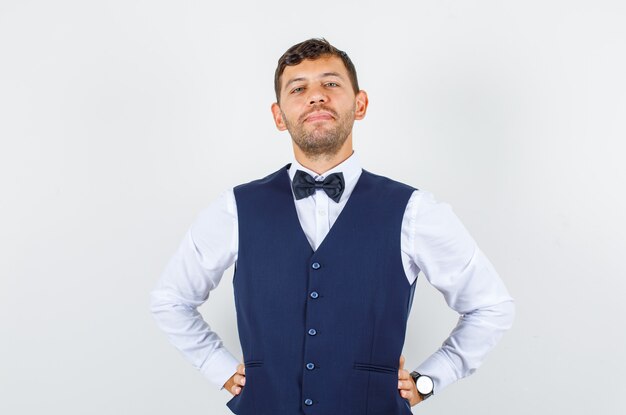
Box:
(416, 375, 434, 395)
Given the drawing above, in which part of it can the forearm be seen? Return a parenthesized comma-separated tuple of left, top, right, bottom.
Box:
(150, 283, 240, 389)
(415, 299, 515, 393)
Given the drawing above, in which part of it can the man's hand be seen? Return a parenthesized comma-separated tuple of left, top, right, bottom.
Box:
(223, 363, 246, 396)
(398, 355, 422, 407)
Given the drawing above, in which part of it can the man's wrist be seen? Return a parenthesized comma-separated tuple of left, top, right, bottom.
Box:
(410, 371, 434, 401)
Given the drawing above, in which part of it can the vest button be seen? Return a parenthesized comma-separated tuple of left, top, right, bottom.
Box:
(308, 328, 317, 336)
(311, 262, 321, 269)
(310, 291, 319, 299)
(304, 398, 313, 406)
(306, 362, 315, 370)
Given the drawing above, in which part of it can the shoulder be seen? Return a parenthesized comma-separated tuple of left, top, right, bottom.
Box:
(194, 188, 237, 227)
(406, 189, 473, 248)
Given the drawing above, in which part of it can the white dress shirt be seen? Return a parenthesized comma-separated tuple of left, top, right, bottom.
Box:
(150, 151, 515, 396)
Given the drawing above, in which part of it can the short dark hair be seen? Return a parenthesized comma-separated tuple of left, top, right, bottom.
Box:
(274, 38, 360, 102)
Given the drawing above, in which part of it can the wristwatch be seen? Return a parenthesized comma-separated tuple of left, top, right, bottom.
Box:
(409, 371, 434, 400)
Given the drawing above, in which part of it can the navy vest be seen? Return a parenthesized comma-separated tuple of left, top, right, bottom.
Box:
(227, 164, 417, 415)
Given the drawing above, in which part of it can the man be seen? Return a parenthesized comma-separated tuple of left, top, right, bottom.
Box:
(151, 38, 515, 414)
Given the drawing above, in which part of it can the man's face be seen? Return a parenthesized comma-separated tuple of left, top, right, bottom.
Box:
(271, 55, 368, 158)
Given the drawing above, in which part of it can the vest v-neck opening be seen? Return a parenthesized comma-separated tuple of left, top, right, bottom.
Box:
(281, 165, 366, 255)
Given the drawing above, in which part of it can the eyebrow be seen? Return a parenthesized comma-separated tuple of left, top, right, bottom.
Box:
(283, 72, 345, 91)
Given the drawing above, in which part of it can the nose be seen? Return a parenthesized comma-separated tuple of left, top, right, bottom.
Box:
(307, 85, 327, 105)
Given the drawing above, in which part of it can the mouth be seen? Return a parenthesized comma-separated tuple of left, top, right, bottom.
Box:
(304, 111, 334, 122)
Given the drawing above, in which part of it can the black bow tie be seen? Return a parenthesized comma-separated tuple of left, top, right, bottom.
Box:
(291, 169, 345, 203)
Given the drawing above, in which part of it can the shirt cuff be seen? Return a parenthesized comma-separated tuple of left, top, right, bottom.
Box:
(415, 351, 459, 395)
(198, 346, 241, 391)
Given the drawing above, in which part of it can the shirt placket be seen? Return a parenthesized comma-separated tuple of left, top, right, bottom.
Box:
(313, 176, 330, 251)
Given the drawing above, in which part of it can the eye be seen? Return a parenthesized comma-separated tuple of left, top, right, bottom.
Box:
(325, 82, 339, 87)
(291, 86, 304, 94)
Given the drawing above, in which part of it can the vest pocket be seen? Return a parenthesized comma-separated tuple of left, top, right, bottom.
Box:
(352, 361, 411, 415)
(244, 359, 264, 368)
(353, 362, 397, 374)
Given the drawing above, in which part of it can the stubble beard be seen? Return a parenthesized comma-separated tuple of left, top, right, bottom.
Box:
(282, 105, 355, 160)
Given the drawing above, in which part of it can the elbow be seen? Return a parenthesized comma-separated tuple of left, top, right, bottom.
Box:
(499, 298, 516, 331)
(150, 287, 198, 323)
(464, 298, 516, 331)
(149, 288, 172, 323)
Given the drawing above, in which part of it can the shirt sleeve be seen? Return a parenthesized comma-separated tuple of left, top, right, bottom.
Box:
(404, 190, 515, 394)
(150, 189, 241, 391)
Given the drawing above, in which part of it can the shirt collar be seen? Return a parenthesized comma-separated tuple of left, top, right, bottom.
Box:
(288, 150, 362, 185)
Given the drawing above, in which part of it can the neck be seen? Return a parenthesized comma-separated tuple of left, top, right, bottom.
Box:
(292, 136, 354, 175)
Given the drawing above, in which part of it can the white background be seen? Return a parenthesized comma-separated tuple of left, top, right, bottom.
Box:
(1, 1, 625, 414)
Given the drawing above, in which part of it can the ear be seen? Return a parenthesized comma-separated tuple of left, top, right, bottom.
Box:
(354, 90, 369, 120)
(271, 102, 288, 131)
